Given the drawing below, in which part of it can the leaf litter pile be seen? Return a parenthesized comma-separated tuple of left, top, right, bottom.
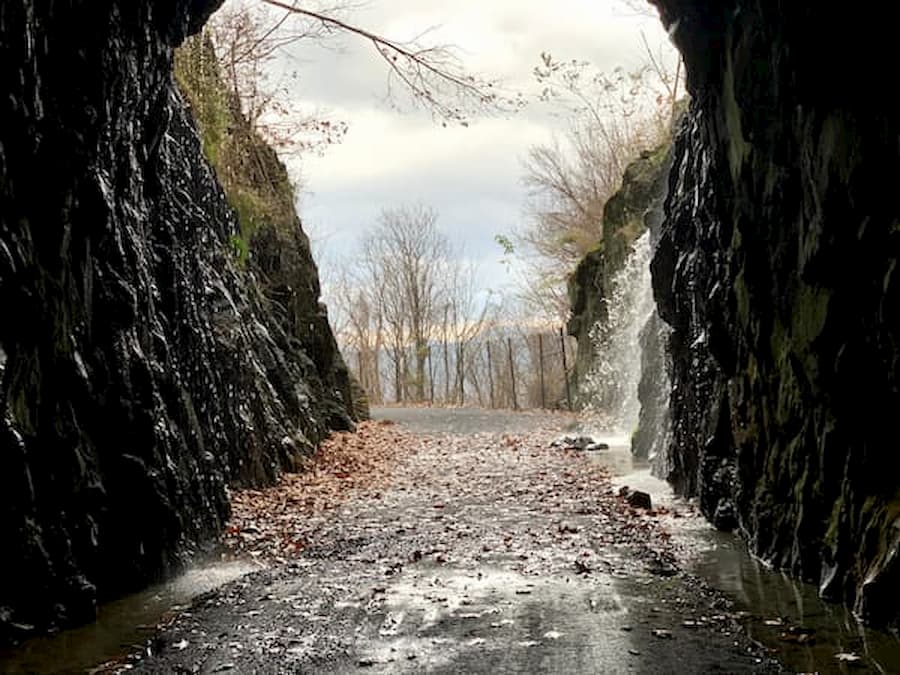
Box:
(225, 420, 410, 562)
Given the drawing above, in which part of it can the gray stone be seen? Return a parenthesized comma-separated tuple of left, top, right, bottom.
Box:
(626, 490, 652, 510)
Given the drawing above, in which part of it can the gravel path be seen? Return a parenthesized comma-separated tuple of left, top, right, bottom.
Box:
(125, 408, 777, 673)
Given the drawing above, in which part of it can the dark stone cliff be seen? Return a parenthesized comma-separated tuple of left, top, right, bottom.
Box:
(650, 2, 900, 624)
(0, 0, 355, 642)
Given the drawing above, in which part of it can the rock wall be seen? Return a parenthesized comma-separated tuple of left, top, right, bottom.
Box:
(567, 246, 607, 390)
(651, 1, 900, 624)
(174, 35, 363, 434)
(0, 0, 355, 642)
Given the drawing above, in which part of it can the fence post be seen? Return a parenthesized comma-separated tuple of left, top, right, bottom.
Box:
(428, 348, 435, 404)
(559, 326, 572, 411)
(507, 336, 518, 410)
(486, 341, 495, 409)
(538, 333, 546, 409)
(458, 342, 465, 406)
(443, 306, 450, 403)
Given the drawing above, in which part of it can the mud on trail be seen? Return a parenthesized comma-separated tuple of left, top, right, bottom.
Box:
(126, 408, 777, 674)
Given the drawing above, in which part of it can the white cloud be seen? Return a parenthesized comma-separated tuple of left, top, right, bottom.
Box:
(297, 111, 553, 186)
(229, 0, 677, 294)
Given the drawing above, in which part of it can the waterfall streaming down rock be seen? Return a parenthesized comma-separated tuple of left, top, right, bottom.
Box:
(582, 231, 655, 433)
(633, 310, 673, 475)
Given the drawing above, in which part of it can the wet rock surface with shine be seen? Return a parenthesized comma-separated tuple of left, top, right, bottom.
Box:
(649, 0, 900, 625)
(0, 0, 354, 642)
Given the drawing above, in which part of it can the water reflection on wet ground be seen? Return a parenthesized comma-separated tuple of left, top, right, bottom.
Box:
(6, 407, 900, 673)
(579, 434, 900, 674)
(0, 560, 259, 674)
(126, 409, 773, 674)
(692, 533, 900, 674)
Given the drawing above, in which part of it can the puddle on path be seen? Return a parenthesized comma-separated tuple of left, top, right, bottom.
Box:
(691, 533, 900, 673)
(355, 564, 638, 673)
(0, 559, 259, 674)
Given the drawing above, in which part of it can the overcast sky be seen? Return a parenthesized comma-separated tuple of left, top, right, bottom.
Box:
(253, 1, 676, 300)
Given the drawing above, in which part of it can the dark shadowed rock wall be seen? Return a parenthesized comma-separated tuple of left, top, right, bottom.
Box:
(0, 0, 355, 642)
(650, 1, 900, 624)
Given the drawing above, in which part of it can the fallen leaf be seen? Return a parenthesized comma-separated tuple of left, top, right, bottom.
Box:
(835, 653, 862, 663)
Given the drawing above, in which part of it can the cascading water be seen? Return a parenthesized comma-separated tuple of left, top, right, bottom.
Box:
(633, 310, 673, 476)
(581, 231, 655, 433)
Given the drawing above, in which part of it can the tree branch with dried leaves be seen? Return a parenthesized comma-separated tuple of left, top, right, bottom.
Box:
(259, 0, 524, 126)
(204, 0, 353, 156)
(514, 45, 684, 322)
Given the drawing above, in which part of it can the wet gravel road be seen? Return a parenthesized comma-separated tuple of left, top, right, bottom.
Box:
(127, 407, 777, 674)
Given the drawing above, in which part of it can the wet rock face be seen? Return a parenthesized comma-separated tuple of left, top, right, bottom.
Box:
(631, 312, 672, 467)
(651, 1, 900, 624)
(567, 246, 608, 388)
(0, 0, 353, 641)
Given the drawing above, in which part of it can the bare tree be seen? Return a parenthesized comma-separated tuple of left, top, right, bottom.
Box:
(324, 205, 502, 407)
(446, 258, 495, 404)
(204, 0, 351, 156)
(515, 49, 683, 322)
(328, 267, 384, 403)
(358, 205, 449, 402)
(360, 237, 406, 402)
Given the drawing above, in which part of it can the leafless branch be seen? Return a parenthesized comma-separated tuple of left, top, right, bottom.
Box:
(260, 0, 524, 124)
